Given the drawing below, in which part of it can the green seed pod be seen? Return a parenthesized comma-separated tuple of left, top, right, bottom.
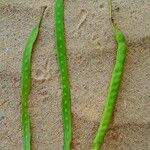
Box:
(21, 10, 45, 150)
(54, 0, 72, 150)
(91, 0, 127, 148)
(92, 26, 127, 150)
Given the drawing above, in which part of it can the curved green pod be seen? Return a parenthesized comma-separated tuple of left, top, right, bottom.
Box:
(21, 13, 44, 150)
(91, 0, 127, 149)
(92, 26, 127, 150)
(54, 0, 72, 150)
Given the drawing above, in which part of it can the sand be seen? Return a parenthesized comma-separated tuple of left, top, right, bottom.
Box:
(0, 0, 150, 150)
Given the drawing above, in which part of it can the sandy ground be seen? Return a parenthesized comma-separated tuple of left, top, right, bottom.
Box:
(0, 0, 150, 150)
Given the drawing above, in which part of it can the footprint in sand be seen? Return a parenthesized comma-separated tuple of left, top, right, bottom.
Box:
(76, 9, 88, 30)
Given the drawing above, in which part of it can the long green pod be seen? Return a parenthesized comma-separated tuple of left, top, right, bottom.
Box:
(91, 1, 127, 149)
(92, 27, 126, 150)
(21, 11, 44, 150)
(54, 0, 72, 150)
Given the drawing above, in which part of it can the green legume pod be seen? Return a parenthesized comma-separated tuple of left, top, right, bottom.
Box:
(91, 26, 127, 150)
(54, 0, 72, 150)
(21, 13, 44, 150)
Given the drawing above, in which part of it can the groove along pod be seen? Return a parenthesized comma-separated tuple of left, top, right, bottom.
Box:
(92, 26, 127, 150)
(54, 0, 72, 150)
(21, 11, 44, 150)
